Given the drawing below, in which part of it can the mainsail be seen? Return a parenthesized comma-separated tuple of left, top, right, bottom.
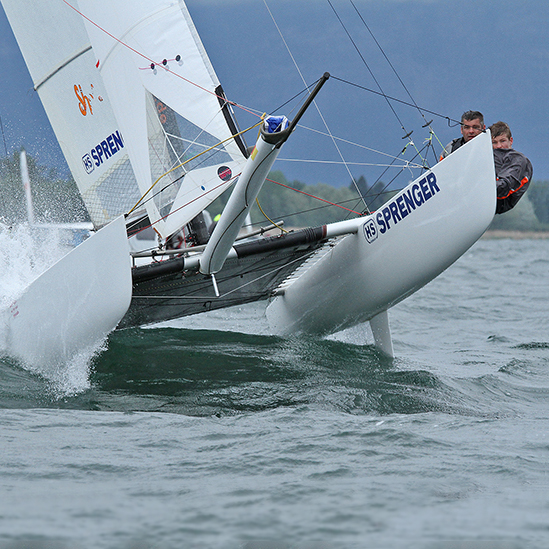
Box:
(1, 0, 143, 230)
(77, 0, 249, 238)
(3, 0, 249, 238)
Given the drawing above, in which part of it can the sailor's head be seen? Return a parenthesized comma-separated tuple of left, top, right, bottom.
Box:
(460, 111, 485, 142)
(490, 121, 513, 150)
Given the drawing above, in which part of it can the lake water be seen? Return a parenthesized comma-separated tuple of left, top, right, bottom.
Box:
(1, 235, 548, 549)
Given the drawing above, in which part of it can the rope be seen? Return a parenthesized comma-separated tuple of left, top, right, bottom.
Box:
(127, 120, 263, 215)
(255, 198, 288, 233)
(263, 0, 368, 212)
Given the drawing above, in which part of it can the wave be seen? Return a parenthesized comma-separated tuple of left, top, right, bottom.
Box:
(1, 238, 547, 417)
(2, 319, 547, 422)
(0, 323, 536, 418)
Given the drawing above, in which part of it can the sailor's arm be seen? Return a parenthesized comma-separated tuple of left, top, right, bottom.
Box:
(495, 151, 532, 197)
(494, 150, 533, 213)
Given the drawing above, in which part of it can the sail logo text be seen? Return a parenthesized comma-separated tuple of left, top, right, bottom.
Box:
(373, 173, 440, 236)
(75, 83, 103, 116)
(82, 131, 125, 174)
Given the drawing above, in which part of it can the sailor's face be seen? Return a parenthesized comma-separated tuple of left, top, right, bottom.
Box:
(461, 119, 485, 142)
(492, 134, 513, 149)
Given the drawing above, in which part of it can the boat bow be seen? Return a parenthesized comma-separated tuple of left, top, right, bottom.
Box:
(266, 131, 496, 354)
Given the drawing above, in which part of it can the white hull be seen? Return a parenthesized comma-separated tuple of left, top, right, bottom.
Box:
(2, 216, 132, 370)
(266, 132, 496, 353)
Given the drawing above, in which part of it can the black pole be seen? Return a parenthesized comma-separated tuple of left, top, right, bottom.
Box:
(275, 72, 330, 148)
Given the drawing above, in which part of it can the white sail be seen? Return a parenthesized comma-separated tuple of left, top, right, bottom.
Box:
(77, 0, 249, 238)
(1, 0, 144, 230)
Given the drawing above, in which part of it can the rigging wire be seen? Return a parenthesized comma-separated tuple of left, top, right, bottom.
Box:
(330, 76, 459, 127)
(265, 194, 371, 223)
(326, 0, 444, 217)
(126, 171, 240, 236)
(286, 122, 425, 166)
(127, 120, 263, 215)
(125, 78, 337, 237)
(127, 75, 427, 237)
(327, 0, 422, 160)
(267, 178, 362, 216)
(263, 0, 368, 212)
(360, 141, 434, 212)
(349, 0, 447, 164)
(277, 158, 421, 169)
(64, 0, 465, 238)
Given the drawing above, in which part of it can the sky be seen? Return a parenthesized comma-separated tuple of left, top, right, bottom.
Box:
(0, 0, 548, 190)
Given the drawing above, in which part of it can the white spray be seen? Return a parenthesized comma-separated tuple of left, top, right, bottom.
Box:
(0, 224, 103, 397)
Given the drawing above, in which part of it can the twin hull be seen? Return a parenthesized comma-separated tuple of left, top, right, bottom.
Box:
(2, 133, 495, 368)
(2, 216, 132, 370)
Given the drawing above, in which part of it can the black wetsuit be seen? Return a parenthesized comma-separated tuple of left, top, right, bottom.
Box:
(493, 148, 533, 214)
(439, 137, 466, 160)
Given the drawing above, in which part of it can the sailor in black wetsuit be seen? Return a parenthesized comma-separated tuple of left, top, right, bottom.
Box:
(440, 110, 486, 160)
(490, 121, 533, 214)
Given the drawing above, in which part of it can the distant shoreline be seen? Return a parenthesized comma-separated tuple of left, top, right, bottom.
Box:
(483, 230, 549, 239)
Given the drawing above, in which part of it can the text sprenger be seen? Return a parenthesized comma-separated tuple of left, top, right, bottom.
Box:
(82, 130, 125, 174)
(376, 173, 440, 233)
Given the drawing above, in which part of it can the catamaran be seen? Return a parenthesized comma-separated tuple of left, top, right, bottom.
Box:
(0, 0, 496, 370)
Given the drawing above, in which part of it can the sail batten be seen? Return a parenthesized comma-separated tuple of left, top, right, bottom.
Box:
(1, 0, 146, 231)
(34, 45, 93, 91)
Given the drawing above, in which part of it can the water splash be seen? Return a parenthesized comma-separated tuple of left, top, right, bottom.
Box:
(0, 223, 103, 396)
(0, 223, 69, 307)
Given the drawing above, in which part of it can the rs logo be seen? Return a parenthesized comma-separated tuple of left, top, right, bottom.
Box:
(363, 219, 378, 243)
